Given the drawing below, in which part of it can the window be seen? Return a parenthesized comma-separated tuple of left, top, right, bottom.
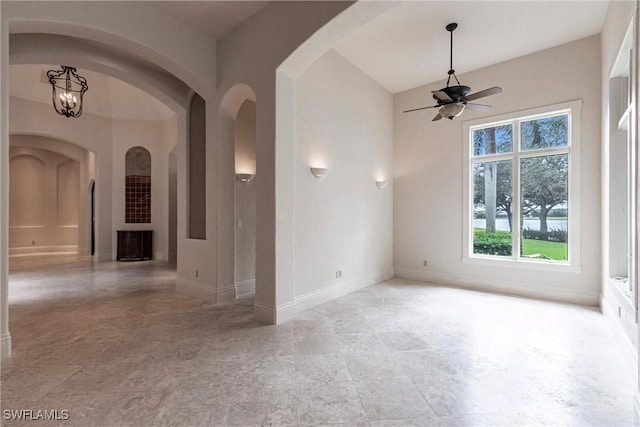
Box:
(125, 147, 151, 223)
(463, 101, 581, 268)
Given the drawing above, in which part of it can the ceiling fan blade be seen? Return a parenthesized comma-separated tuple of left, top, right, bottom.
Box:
(432, 90, 453, 102)
(466, 86, 502, 101)
(465, 102, 492, 111)
(432, 113, 443, 121)
(403, 105, 437, 113)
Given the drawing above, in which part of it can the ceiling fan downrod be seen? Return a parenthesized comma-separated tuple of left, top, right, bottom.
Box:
(446, 22, 461, 87)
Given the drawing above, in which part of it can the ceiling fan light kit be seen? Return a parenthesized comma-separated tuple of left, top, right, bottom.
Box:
(404, 22, 502, 121)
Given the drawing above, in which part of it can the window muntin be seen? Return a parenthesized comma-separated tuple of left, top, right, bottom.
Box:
(466, 104, 577, 266)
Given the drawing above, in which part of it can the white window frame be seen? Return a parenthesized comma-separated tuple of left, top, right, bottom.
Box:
(462, 100, 582, 273)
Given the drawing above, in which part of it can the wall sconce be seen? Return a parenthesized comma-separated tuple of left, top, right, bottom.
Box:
(310, 167, 328, 178)
(236, 173, 255, 183)
(376, 180, 389, 189)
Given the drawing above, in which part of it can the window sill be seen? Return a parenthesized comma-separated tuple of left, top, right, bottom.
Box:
(462, 255, 582, 273)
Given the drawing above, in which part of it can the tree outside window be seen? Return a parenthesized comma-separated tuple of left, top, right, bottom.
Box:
(470, 110, 571, 262)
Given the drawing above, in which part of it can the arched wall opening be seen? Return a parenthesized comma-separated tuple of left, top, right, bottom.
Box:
(1, 11, 211, 357)
(9, 134, 94, 257)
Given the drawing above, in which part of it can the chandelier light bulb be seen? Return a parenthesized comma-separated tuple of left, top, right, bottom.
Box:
(59, 92, 77, 109)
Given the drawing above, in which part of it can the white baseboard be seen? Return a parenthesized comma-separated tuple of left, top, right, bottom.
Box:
(9, 245, 78, 257)
(634, 393, 640, 426)
(394, 267, 600, 307)
(253, 270, 394, 325)
(294, 270, 394, 316)
(253, 301, 296, 324)
(235, 279, 255, 297)
(1, 333, 12, 358)
(175, 279, 236, 304)
(96, 251, 112, 262)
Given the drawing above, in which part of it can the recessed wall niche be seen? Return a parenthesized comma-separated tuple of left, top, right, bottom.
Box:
(189, 93, 206, 239)
(125, 146, 151, 223)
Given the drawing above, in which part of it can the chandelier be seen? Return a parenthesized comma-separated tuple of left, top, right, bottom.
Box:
(46, 66, 88, 118)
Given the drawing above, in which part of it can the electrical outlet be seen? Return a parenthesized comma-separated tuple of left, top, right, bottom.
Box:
(423, 260, 428, 267)
(195, 269, 199, 278)
(338, 270, 342, 278)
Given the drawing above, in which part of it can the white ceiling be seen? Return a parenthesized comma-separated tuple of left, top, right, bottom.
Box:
(334, 1, 609, 94)
(10, 64, 175, 121)
(145, 1, 269, 39)
(10, 1, 610, 119)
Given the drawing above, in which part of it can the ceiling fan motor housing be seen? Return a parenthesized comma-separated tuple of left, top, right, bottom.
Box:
(434, 85, 471, 104)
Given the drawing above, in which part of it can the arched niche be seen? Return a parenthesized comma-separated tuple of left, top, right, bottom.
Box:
(219, 83, 257, 120)
(125, 146, 151, 224)
(217, 84, 258, 300)
(234, 99, 257, 297)
(9, 154, 46, 227)
(189, 93, 206, 239)
(57, 159, 80, 226)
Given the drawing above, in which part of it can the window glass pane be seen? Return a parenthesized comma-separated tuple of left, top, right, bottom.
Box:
(472, 124, 513, 157)
(473, 160, 513, 257)
(520, 154, 568, 261)
(521, 114, 568, 151)
(125, 146, 151, 224)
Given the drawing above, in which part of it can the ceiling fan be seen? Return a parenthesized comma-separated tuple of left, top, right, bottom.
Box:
(404, 23, 502, 121)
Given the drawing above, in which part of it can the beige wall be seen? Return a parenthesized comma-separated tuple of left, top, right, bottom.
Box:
(9, 135, 93, 255)
(394, 35, 602, 305)
(9, 147, 79, 251)
(9, 98, 175, 261)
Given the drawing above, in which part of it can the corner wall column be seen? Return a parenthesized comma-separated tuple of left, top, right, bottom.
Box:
(1, 10, 13, 357)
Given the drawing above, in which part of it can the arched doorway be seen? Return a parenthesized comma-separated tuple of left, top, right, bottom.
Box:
(9, 134, 95, 258)
(2, 19, 202, 357)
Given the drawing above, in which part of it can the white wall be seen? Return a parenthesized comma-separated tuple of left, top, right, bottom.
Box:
(394, 35, 602, 306)
(294, 50, 393, 304)
(598, 0, 638, 372)
(215, 1, 356, 321)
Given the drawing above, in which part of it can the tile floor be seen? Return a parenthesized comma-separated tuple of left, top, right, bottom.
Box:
(1, 255, 637, 426)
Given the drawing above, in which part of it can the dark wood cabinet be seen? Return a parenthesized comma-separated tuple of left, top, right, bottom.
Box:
(117, 230, 152, 261)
